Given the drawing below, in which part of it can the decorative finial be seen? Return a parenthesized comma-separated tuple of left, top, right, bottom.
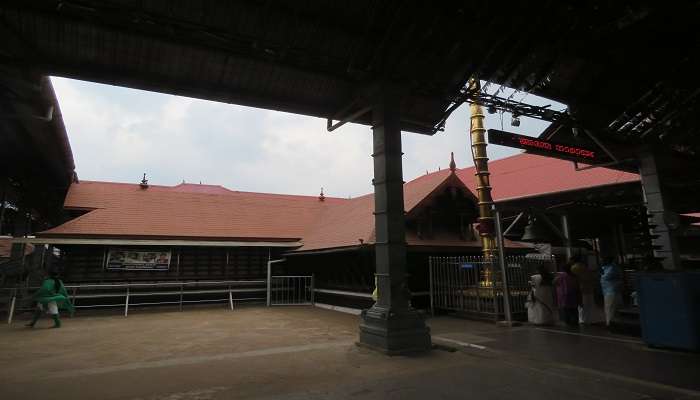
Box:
(449, 152, 456, 172)
(140, 173, 149, 189)
(319, 187, 325, 202)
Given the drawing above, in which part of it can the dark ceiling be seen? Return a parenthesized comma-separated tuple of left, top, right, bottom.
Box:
(1, 1, 698, 166)
(0, 71, 76, 224)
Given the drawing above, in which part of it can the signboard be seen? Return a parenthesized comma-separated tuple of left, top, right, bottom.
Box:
(106, 249, 171, 271)
(487, 129, 601, 163)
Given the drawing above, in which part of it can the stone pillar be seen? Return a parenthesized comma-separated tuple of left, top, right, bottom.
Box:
(638, 151, 681, 270)
(358, 88, 431, 354)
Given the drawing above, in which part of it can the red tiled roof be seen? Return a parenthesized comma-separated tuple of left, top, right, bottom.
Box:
(41, 153, 640, 251)
(45, 181, 347, 241)
(296, 193, 375, 251)
(170, 183, 233, 195)
(456, 153, 639, 202)
(403, 169, 453, 211)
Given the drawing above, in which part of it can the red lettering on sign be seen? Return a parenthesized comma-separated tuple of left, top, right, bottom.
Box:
(490, 130, 598, 161)
(519, 138, 552, 151)
(553, 144, 595, 159)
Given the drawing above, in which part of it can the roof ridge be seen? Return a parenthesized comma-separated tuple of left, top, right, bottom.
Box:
(73, 180, 350, 201)
(174, 182, 230, 188)
(76, 180, 173, 189)
(224, 190, 349, 201)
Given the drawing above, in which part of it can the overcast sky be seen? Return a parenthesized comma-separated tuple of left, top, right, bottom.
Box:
(51, 77, 565, 198)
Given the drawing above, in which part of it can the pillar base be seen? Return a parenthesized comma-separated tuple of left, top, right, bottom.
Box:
(358, 305, 431, 355)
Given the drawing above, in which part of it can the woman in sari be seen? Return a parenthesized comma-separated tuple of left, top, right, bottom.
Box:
(526, 265, 556, 325)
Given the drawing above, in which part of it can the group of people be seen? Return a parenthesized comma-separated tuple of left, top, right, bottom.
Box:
(526, 256, 623, 328)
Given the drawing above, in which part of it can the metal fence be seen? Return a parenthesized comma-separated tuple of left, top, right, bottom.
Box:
(268, 275, 314, 305)
(3, 276, 315, 324)
(429, 255, 556, 321)
(3, 280, 269, 323)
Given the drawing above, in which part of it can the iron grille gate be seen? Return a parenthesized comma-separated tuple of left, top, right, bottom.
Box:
(268, 275, 314, 306)
(429, 255, 555, 321)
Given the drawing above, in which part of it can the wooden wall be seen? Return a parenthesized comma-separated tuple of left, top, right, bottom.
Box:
(59, 245, 285, 283)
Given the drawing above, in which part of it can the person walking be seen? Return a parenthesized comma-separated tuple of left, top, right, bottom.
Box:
(555, 262, 581, 328)
(526, 264, 556, 325)
(26, 272, 74, 328)
(600, 257, 623, 327)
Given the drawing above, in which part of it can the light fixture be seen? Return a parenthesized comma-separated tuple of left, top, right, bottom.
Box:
(511, 113, 521, 127)
(487, 105, 497, 114)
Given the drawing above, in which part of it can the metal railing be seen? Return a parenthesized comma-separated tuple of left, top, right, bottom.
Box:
(268, 276, 314, 306)
(429, 255, 555, 321)
(2, 280, 267, 323)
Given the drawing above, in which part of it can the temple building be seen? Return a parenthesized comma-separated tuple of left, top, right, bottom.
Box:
(16, 152, 661, 308)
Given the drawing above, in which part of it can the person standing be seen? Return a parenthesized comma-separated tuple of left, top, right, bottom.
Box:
(570, 255, 599, 324)
(555, 262, 581, 328)
(26, 272, 74, 328)
(600, 257, 623, 327)
(526, 264, 556, 325)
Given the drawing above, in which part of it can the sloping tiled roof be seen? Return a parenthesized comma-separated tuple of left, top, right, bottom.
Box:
(297, 169, 473, 251)
(45, 171, 464, 250)
(45, 181, 346, 241)
(170, 183, 234, 195)
(403, 169, 453, 211)
(457, 153, 640, 202)
(296, 194, 375, 251)
(41, 153, 640, 250)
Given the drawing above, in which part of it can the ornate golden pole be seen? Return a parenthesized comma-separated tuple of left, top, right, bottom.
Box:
(468, 79, 497, 259)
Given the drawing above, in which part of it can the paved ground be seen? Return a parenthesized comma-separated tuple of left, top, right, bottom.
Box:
(1, 306, 698, 400)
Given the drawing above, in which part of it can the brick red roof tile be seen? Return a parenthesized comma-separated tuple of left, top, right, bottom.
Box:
(45, 181, 346, 241)
(170, 183, 234, 195)
(40, 153, 640, 250)
(457, 153, 639, 201)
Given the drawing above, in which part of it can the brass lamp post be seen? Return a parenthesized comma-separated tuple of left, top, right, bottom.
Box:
(468, 79, 497, 258)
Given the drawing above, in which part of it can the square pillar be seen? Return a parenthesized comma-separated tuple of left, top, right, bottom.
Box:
(638, 151, 681, 270)
(358, 87, 431, 354)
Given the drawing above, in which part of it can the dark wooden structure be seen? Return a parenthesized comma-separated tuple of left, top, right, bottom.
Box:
(59, 245, 284, 283)
(0, 73, 75, 236)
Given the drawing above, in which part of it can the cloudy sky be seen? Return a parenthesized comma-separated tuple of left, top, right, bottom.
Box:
(51, 77, 565, 198)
